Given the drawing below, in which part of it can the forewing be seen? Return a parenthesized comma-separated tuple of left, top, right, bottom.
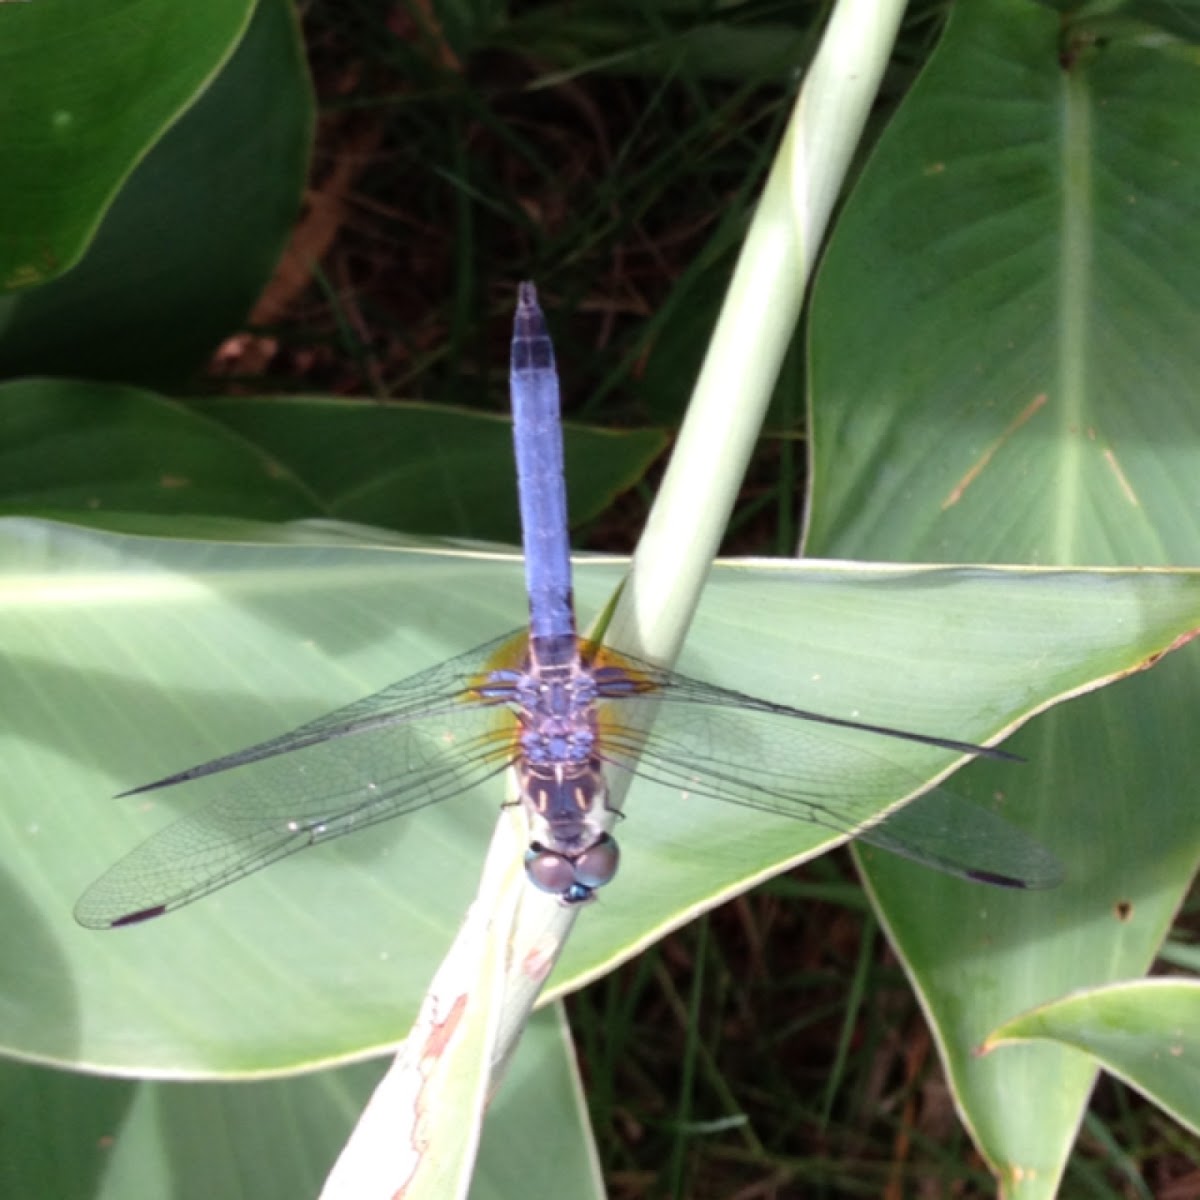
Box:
(76, 633, 526, 927)
(118, 631, 525, 795)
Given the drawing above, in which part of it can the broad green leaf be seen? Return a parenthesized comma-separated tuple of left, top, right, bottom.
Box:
(0, 0, 311, 385)
(0, 380, 662, 539)
(0, 518, 1197, 1075)
(195, 396, 667, 541)
(0, 0, 252, 290)
(985, 979, 1200, 1139)
(0, 1006, 596, 1200)
(472, 1003, 604, 1200)
(806, 2, 1200, 1193)
(0, 381, 316, 519)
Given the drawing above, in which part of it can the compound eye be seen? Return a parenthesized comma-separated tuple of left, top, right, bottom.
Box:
(572, 834, 620, 890)
(525, 845, 578, 896)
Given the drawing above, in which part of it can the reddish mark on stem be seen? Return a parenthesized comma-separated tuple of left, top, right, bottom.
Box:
(422, 993, 468, 1062)
(522, 938, 556, 985)
(395, 993, 470, 1198)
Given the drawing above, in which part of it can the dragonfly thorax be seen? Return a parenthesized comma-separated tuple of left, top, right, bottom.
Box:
(514, 661, 599, 767)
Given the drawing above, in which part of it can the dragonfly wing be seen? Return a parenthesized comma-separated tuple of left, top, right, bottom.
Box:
(77, 634, 527, 928)
(596, 667, 1061, 889)
(119, 631, 525, 795)
(853, 786, 1063, 888)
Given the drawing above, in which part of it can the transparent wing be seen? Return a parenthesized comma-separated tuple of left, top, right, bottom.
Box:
(594, 658, 1062, 889)
(75, 633, 526, 928)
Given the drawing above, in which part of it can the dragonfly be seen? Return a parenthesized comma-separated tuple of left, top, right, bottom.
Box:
(75, 284, 1061, 929)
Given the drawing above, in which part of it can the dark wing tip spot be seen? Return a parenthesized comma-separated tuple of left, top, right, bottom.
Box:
(110, 905, 168, 928)
(967, 858, 1065, 891)
(966, 868, 1027, 889)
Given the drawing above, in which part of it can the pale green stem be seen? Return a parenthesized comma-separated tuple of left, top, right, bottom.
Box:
(607, 0, 908, 663)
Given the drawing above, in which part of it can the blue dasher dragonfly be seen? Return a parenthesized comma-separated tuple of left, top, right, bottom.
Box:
(75, 284, 1061, 928)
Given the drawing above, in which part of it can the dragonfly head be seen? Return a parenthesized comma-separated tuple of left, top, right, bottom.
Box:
(525, 833, 619, 904)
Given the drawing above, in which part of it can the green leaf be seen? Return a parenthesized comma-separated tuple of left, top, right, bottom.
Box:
(0, 0, 311, 385)
(806, 1, 1200, 1192)
(473, 1003, 604, 1200)
(0, 0, 253, 290)
(196, 395, 667, 540)
(0, 381, 663, 538)
(0, 1006, 597, 1199)
(985, 979, 1200, 1139)
(1, 518, 1197, 1076)
(0, 381, 317, 519)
